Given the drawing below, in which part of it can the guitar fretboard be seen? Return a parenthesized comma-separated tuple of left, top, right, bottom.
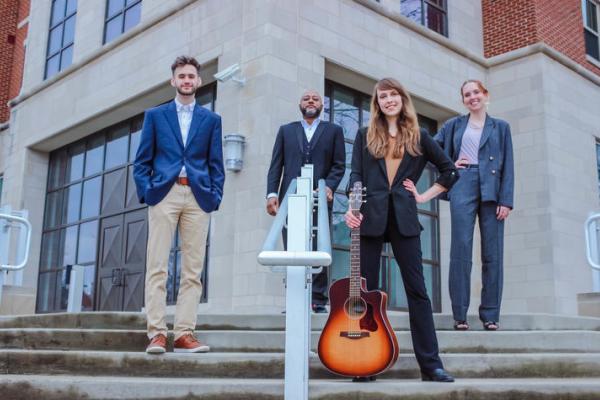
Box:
(349, 211, 361, 300)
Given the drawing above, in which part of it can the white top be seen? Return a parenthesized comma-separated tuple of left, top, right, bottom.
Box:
(175, 98, 194, 177)
(458, 123, 483, 165)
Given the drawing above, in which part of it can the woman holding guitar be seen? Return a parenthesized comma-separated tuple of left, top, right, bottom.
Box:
(344, 78, 457, 382)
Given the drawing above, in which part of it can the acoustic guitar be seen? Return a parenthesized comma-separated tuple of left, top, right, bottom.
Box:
(317, 181, 399, 379)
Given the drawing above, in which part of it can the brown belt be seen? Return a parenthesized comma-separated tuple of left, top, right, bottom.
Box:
(176, 177, 189, 186)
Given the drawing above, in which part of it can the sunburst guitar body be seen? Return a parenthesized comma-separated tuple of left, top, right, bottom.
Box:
(317, 182, 399, 378)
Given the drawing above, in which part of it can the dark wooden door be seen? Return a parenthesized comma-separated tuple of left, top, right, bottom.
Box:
(96, 209, 147, 311)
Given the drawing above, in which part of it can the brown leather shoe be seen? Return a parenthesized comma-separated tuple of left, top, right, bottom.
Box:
(173, 334, 210, 353)
(146, 334, 167, 354)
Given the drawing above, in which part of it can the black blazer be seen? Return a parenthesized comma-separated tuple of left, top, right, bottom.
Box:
(267, 120, 346, 201)
(349, 127, 458, 237)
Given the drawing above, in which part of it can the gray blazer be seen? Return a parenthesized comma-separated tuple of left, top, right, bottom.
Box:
(434, 114, 514, 209)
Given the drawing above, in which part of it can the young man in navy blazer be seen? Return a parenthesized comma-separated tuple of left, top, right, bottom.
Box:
(134, 56, 224, 354)
(266, 90, 345, 313)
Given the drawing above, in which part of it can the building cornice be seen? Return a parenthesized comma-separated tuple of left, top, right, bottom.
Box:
(9, 0, 198, 108)
(10, 0, 600, 110)
(354, 0, 600, 87)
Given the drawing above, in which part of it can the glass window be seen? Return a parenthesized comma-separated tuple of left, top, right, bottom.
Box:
(85, 135, 105, 177)
(81, 177, 102, 219)
(78, 220, 98, 263)
(40, 230, 61, 271)
(45, 0, 77, 79)
(401, 0, 448, 37)
(66, 142, 85, 183)
(106, 124, 130, 169)
(596, 140, 600, 196)
(0, 174, 3, 205)
(62, 225, 78, 266)
(584, 0, 600, 60)
(104, 0, 142, 44)
(44, 190, 62, 229)
(64, 183, 81, 223)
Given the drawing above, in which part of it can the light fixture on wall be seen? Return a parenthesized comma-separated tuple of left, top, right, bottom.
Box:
(223, 134, 246, 172)
(213, 63, 246, 86)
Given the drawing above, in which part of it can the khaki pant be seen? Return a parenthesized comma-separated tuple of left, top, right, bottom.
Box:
(145, 183, 210, 340)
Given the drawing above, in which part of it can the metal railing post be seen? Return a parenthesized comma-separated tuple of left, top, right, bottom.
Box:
(0, 210, 32, 310)
(67, 265, 85, 313)
(258, 165, 332, 400)
(584, 214, 600, 292)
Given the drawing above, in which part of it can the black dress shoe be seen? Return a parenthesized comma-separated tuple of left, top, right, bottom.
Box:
(421, 368, 455, 382)
(312, 304, 327, 313)
(352, 375, 376, 382)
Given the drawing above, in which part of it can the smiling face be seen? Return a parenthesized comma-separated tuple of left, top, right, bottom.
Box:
(171, 64, 201, 97)
(461, 81, 488, 112)
(376, 88, 403, 118)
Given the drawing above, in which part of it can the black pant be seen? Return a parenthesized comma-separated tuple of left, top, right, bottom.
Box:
(360, 203, 443, 372)
(282, 206, 332, 306)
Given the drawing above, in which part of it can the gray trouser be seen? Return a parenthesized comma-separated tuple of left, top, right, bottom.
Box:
(449, 167, 504, 322)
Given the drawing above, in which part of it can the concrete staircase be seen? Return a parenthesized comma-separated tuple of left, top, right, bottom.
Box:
(1, 312, 600, 399)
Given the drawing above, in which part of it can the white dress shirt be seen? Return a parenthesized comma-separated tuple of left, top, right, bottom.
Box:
(175, 98, 194, 177)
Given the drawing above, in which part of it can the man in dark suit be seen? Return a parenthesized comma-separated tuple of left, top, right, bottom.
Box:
(266, 90, 345, 313)
(134, 56, 224, 354)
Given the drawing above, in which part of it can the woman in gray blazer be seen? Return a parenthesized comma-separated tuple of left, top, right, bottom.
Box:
(434, 80, 514, 331)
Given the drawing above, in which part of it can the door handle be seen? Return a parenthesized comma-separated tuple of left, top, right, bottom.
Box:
(111, 268, 124, 286)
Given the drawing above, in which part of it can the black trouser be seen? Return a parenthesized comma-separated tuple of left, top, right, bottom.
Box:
(360, 201, 443, 372)
(282, 206, 332, 306)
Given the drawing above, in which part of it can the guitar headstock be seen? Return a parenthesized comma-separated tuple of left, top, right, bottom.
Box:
(349, 182, 365, 216)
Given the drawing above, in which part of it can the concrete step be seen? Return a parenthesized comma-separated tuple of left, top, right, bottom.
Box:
(1, 375, 599, 399)
(2, 349, 600, 379)
(2, 312, 599, 331)
(2, 328, 600, 353)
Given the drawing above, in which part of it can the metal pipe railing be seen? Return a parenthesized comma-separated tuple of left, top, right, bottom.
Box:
(584, 213, 600, 292)
(0, 213, 32, 271)
(258, 179, 332, 267)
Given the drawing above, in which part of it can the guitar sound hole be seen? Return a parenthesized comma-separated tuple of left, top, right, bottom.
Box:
(343, 298, 367, 320)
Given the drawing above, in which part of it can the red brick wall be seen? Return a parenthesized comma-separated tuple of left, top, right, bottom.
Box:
(0, 0, 29, 124)
(482, 0, 600, 76)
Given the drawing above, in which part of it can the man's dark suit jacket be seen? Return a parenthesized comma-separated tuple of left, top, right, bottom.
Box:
(349, 127, 458, 237)
(267, 120, 345, 200)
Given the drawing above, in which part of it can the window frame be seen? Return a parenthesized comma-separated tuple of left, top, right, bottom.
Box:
(401, 0, 448, 37)
(103, 0, 143, 44)
(44, 0, 77, 79)
(583, 0, 600, 61)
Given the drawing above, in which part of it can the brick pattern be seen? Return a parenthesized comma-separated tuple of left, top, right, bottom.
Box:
(482, 0, 600, 76)
(0, 0, 29, 123)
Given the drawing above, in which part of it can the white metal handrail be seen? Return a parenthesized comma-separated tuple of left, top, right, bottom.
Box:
(258, 179, 332, 267)
(0, 213, 32, 271)
(257, 165, 332, 400)
(584, 213, 600, 292)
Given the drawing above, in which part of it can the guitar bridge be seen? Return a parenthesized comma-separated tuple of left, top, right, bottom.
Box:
(340, 331, 370, 339)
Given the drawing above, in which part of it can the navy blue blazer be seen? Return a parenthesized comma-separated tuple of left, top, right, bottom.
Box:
(434, 114, 514, 209)
(133, 101, 225, 212)
(350, 128, 458, 237)
(266, 120, 345, 201)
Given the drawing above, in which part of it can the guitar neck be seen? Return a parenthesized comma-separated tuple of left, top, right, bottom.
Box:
(350, 213, 361, 298)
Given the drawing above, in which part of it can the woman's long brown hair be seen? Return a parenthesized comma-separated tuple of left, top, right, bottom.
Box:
(366, 78, 421, 159)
